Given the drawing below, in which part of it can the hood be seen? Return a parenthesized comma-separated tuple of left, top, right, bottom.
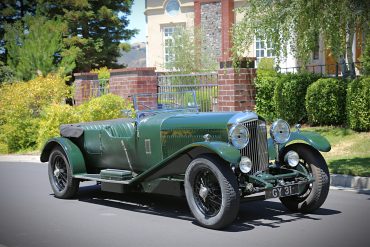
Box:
(161, 111, 259, 131)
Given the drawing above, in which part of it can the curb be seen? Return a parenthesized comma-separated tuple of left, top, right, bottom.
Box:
(330, 174, 370, 190)
(0, 155, 369, 190)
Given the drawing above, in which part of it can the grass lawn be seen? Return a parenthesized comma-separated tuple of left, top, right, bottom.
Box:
(301, 126, 370, 177)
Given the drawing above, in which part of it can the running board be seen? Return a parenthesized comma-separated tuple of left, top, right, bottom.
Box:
(73, 169, 134, 185)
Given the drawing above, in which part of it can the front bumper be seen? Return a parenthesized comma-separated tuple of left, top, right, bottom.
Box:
(240, 165, 314, 198)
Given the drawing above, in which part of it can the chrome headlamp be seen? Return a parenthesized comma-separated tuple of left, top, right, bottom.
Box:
(229, 124, 249, 149)
(270, 119, 290, 144)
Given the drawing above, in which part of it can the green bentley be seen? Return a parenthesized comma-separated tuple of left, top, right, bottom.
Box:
(40, 91, 331, 229)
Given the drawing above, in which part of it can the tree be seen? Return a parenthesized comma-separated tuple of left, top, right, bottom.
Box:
(4, 16, 76, 81)
(1, 0, 137, 73)
(0, 0, 37, 63)
(38, 0, 138, 72)
(165, 27, 218, 73)
(232, 0, 370, 67)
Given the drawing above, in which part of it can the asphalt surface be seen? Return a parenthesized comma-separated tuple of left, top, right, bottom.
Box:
(0, 162, 369, 247)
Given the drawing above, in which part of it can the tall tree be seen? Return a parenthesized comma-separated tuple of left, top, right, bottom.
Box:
(4, 16, 76, 81)
(38, 0, 138, 71)
(232, 0, 370, 67)
(0, 0, 37, 62)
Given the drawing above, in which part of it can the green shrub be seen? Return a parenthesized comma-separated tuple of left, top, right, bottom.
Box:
(360, 35, 370, 76)
(305, 78, 346, 126)
(0, 142, 8, 154)
(255, 74, 278, 122)
(0, 74, 70, 152)
(274, 73, 321, 124)
(37, 104, 81, 149)
(80, 93, 134, 122)
(347, 77, 370, 131)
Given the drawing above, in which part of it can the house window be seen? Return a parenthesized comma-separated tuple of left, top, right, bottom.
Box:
(163, 26, 176, 65)
(165, 0, 180, 16)
(255, 36, 274, 65)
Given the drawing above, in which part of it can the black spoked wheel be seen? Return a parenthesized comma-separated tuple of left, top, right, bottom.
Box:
(193, 169, 222, 217)
(185, 154, 239, 229)
(48, 147, 79, 199)
(280, 143, 330, 213)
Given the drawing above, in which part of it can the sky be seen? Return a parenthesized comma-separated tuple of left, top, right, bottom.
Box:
(127, 0, 147, 44)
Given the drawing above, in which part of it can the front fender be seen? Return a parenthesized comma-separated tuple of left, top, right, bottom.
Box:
(268, 131, 331, 160)
(40, 137, 86, 175)
(187, 141, 241, 164)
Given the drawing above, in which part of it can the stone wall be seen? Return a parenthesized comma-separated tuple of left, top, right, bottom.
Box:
(201, 2, 222, 58)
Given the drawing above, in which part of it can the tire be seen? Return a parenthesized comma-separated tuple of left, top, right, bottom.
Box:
(279, 143, 330, 213)
(48, 146, 80, 199)
(184, 154, 239, 229)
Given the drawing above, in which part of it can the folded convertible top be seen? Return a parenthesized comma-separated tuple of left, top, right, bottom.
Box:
(60, 124, 84, 138)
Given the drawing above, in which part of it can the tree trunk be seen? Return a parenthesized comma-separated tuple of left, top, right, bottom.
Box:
(346, 18, 355, 78)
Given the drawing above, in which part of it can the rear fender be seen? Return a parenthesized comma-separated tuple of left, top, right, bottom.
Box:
(40, 137, 86, 175)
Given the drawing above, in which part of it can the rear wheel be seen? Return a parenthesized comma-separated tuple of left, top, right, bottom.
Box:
(184, 154, 239, 229)
(48, 147, 79, 199)
(279, 144, 330, 213)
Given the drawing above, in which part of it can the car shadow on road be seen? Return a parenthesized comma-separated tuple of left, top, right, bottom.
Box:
(76, 184, 341, 232)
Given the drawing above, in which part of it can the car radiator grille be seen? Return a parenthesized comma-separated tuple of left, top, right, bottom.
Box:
(241, 120, 269, 174)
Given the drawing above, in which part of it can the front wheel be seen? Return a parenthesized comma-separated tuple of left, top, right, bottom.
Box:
(48, 147, 80, 199)
(184, 154, 240, 229)
(280, 144, 330, 213)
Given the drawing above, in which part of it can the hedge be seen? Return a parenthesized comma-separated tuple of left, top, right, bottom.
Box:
(305, 78, 346, 126)
(347, 77, 370, 131)
(274, 73, 320, 124)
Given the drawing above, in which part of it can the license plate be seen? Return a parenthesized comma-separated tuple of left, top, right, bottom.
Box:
(265, 184, 299, 199)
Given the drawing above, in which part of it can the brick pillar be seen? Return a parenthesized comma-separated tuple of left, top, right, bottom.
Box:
(220, 0, 234, 61)
(217, 68, 257, 112)
(74, 72, 98, 105)
(109, 67, 157, 110)
(194, 0, 201, 28)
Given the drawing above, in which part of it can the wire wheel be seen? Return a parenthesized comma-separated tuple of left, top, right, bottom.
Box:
(48, 147, 79, 199)
(185, 154, 239, 229)
(193, 169, 222, 217)
(51, 154, 68, 192)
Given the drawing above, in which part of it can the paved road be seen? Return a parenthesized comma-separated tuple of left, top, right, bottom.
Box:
(0, 162, 369, 247)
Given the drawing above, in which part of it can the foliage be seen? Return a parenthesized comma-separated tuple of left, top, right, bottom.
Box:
(274, 73, 320, 124)
(255, 58, 278, 122)
(232, 0, 370, 66)
(1, 1, 137, 72)
(80, 94, 134, 122)
(165, 27, 219, 73)
(37, 94, 133, 149)
(360, 35, 370, 76)
(38, 0, 137, 72)
(37, 104, 80, 149)
(0, 74, 70, 152)
(0, 61, 14, 83)
(0, 0, 37, 62)
(306, 78, 347, 126)
(4, 15, 76, 81)
(346, 77, 370, 131)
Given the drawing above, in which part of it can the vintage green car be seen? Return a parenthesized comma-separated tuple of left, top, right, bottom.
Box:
(40, 91, 331, 229)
